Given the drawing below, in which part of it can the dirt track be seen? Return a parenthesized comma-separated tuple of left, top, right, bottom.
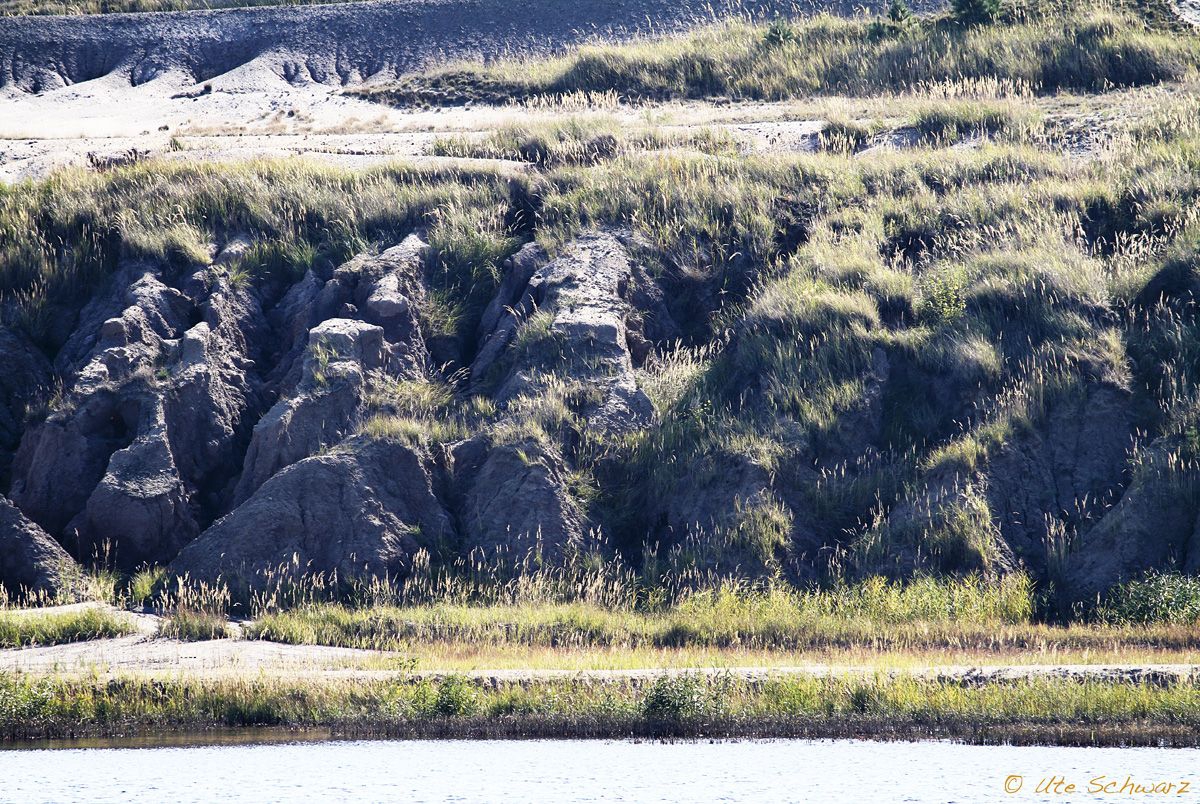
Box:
(5, 633, 1199, 684)
(2, 605, 1198, 683)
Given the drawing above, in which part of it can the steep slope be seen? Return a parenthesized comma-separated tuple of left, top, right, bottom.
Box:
(0, 0, 874, 93)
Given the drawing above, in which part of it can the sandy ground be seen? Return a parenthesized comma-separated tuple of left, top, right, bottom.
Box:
(0, 69, 832, 182)
(0, 0, 1194, 182)
(3, 604, 1199, 683)
(0, 0, 863, 181)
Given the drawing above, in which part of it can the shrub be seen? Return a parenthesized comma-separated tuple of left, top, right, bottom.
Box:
(642, 675, 709, 721)
(433, 675, 481, 716)
(128, 566, 167, 610)
(918, 267, 968, 325)
(1096, 571, 1200, 625)
(952, 0, 1000, 25)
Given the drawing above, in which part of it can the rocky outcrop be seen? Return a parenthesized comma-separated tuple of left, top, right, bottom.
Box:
(1065, 440, 1200, 601)
(307, 235, 430, 378)
(472, 229, 656, 435)
(453, 437, 588, 562)
(0, 495, 78, 599)
(0, 326, 52, 487)
(65, 394, 199, 567)
(234, 318, 385, 503)
(984, 381, 1134, 574)
(2, 220, 1196, 601)
(234, 237, 431, 502)
(161, 278, 266, 514)
(172, 437, 455, 586)
(9, 258, 263, 567)
(3, 231, 443, 572)
(11, 267, 188, 545)
(11, 387, 142, 541)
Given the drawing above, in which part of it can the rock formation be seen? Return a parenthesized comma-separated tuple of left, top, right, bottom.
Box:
(0, 223, 1195, 602)
(0, 495, 78, 599)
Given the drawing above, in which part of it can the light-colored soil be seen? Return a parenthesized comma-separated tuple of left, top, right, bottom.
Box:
(0, 0, 902, 182)
(0, 73, 837, 181)
(3, 605, 1198, 683)
(1, 0, 1195, 182)
(0, 0, 810, 181)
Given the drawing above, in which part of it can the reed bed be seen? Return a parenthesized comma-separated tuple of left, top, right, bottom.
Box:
(1, 671, 1197, 746)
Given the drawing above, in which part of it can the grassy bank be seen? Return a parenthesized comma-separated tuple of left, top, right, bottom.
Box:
(1, 671, 1197, 746)
(359, 4, 1200, 107)
(225, 570, 1196, 671)
(246, 600, 1200, 656)
(0, 608, 135, 648)
(241, 573, 1200, 655)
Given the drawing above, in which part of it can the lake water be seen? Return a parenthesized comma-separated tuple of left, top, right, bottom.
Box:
(0, 737, 1196, 803)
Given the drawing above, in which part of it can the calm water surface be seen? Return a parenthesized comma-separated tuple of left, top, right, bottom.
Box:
(0, 738, 1195, 803)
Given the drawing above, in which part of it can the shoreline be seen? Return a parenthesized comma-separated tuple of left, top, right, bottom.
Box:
(2, 667, 1199, 748)
(5, 715, 1200, 749)
(7, 726, 1200, 751)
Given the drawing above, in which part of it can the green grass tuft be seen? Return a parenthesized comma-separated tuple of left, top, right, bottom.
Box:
(0, 608, 135, 648)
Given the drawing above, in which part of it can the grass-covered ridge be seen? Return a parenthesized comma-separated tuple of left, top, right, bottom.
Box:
(358, 3, 1200, 107)
(0, 161, 520, 347)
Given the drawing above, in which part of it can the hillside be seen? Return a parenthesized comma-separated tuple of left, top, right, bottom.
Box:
(0, 0, 888, 93)
(0, 1, 1198, 622)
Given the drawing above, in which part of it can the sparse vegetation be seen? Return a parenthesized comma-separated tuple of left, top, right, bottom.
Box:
(154, 577, 232, 640)
(244, 573, 1042, 652)
(430, 117, 741, 167)
(0, 161, 516, 345)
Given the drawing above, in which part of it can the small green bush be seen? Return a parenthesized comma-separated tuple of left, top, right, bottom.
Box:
(1096, 571, 1200, 625)
(128, 567, 167, 610)
(888, 0, 912, 23)
(952, 0, 1000, 25)
(642, 675, 708, 721)
(433, 675, 481, 716)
